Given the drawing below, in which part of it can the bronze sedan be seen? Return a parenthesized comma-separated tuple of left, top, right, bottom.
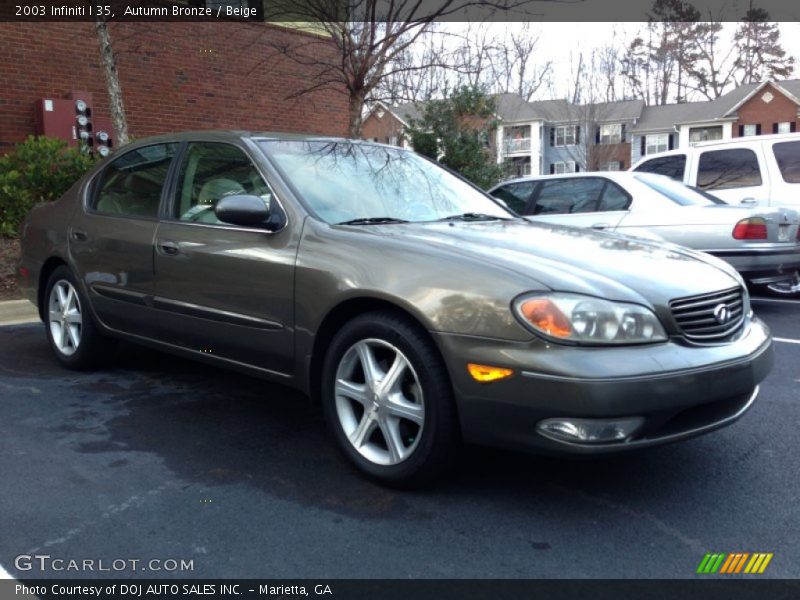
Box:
(17, 132, 774, 485)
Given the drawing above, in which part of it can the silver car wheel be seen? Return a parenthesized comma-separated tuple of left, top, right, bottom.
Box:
(334, 338, 425, 466)
(48, 280, 82, 357)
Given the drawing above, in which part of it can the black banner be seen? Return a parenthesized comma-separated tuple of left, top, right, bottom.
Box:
(5, 579, 800, 600)
(2, 0, 800, 23)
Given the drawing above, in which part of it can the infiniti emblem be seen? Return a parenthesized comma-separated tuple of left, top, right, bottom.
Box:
(712, 303, 731, 324)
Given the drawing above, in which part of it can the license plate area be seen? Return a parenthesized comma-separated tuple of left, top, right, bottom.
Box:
(778, 225, 790, 242)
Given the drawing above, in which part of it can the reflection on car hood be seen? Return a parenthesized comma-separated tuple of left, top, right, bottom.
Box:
(366, 219, 740, 303)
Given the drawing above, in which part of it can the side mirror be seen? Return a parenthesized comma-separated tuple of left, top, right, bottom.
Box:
(214, 194, 285, 230)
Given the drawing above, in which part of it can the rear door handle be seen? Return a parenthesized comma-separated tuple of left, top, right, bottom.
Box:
(591, 223, 609, 230)
(157, 241, 180, 256)
(70, 229, 88, 242)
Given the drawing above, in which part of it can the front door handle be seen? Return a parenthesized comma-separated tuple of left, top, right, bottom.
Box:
(591, 223, 609, 230)
(158, 241, 180, 256)
(70, 229, 88, 242)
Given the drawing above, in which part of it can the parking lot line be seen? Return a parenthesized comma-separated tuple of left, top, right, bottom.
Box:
(774, 337, 800, 345)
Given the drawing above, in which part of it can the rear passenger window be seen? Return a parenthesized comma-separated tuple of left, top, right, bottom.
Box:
(597, 181, 631, 211)
(532, 178, 605, 215)
(634, 155, 686, 180)
(697, 148, 762, 190)
(773, 141, 800, 183)
(91, 143, 178, 217)
(490, 182, 535, 213)
(89, 144, 178, 219)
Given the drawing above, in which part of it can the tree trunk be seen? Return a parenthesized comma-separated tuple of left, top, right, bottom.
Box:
(347, 90, 367, 139)
(95, 19, 130, 147)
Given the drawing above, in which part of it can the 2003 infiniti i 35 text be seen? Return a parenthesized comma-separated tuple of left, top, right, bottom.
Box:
(17, 132, 774, 485)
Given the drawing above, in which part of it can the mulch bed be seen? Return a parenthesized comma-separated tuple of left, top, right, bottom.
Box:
(0, 238, 22, 301)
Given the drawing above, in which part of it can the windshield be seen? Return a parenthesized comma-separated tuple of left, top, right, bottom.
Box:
(635, 173, 726, 206)
(259, 140, 513, 224)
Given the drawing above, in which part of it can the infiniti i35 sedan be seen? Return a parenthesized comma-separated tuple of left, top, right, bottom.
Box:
(17, 132, 774, 485)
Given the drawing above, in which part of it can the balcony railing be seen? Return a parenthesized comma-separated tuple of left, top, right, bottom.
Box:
(503, 138, 531, 154)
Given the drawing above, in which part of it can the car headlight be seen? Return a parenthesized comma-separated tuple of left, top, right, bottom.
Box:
(513, 293, 667, 345)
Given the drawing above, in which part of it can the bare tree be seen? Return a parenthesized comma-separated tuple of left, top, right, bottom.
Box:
(684, 20, 738, 99)
(265, 1, 555, 137)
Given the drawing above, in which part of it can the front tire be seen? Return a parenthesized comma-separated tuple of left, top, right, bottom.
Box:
(44, 266, 116, 370)
(321, 311, 460, 487)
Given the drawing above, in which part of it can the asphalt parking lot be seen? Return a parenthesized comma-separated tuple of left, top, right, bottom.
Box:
(0, 297, 798, 580)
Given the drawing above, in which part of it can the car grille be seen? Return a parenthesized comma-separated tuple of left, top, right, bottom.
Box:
(669, 287, 746, 343)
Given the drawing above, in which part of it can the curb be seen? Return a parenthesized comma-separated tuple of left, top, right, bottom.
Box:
(0, 299, 39, 326)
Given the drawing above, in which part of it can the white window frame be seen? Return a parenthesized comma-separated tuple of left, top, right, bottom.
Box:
(645, 133, 669, 155)
(553, 161, 576, 174)
(743, 124, 757, 137)
(689, 126, 723, 144)
(555, 126, 576, 147)
(777, 122, 792, 134)
(600, 123, 622, 145)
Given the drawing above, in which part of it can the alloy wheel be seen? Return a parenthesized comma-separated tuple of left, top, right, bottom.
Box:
(48, 280, 82, 356)
(334, 338, 425, 466)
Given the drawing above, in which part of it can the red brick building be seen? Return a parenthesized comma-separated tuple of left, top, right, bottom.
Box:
(0, 22, 349, 153)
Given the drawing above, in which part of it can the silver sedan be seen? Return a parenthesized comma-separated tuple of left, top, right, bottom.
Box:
(489, 171, 800, 293)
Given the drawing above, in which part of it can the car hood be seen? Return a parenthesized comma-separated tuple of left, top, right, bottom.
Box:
(360, 219, 740, 305)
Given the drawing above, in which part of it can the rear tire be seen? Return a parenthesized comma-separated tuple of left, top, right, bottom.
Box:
(44, 266, 116, 370)
(321, 311, 460, 487)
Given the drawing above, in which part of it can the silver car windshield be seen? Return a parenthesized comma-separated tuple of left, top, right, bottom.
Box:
(259, 140, 513, 224)
(635, 174, 726, 207)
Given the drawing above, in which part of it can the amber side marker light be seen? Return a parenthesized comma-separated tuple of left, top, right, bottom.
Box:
(467, 363, 514, 383)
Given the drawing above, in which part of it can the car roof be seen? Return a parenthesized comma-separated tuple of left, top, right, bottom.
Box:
(121, 130, 396, 149)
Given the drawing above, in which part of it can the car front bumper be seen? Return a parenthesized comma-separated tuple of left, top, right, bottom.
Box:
(433, 317, 773, 455)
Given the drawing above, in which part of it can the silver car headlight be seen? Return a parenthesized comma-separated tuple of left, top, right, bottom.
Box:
(513, 293, 667, 345)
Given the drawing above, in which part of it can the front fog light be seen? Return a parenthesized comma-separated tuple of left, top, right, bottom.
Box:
(537, 417, 645, 444)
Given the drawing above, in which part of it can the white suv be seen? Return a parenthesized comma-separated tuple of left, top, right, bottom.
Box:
(632, 133, 800, 208)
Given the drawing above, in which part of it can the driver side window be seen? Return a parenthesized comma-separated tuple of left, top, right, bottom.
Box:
(173, 142, 272, 224)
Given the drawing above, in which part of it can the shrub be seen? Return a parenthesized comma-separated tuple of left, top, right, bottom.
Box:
(0, 136, 96, 237)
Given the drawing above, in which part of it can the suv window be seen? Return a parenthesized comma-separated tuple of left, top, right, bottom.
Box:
(490, 182, 535, 213)
(772, 141, 800, 184)
(92, 143, 178, 217)
(697, 148, 762, 190)
(633, 154, 686, 180)
(174, 142, 272, 224)
(530, 178, 605, 215)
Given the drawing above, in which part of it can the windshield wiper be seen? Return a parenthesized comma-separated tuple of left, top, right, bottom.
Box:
(437, 212, 511, 222)
(336, 217, 410, 225)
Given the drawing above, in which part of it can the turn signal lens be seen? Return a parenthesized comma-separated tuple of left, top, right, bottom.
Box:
(732, 217, 767, 240)
(518, 298, 572, 338)
(467, 363, 514, 383)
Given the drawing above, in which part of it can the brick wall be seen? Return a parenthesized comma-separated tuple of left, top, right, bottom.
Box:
(732, 83, 800, 136)
(0, 22, 349, 152)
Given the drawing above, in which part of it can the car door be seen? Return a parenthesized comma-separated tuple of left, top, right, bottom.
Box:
(153, 140, 297, 376)
(692, 146, 770, 206)
(524, 177, 630, 231)
(767, 139, 800, 208)
(69, 142, 179, 337)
